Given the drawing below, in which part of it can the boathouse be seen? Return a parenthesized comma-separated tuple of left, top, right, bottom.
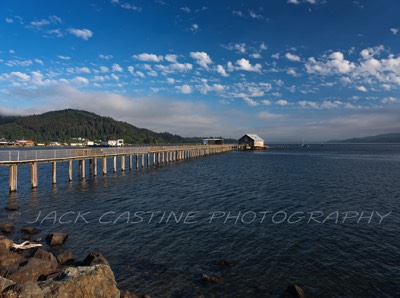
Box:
(238, 134, 264, 149)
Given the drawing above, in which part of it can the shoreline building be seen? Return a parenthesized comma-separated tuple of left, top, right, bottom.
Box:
(238, 134, 265, 150)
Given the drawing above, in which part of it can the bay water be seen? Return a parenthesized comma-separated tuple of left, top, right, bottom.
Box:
(0, 144, 399, 297)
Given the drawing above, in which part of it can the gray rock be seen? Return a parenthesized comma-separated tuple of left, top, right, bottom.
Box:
(2, 281, 44, 298)
(38, 264, 120, 298)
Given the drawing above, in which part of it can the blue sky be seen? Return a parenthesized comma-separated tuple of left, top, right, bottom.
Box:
(1, 0, 400, 142)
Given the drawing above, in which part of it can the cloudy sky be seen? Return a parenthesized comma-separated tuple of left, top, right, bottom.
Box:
(1, 0, 400, 142)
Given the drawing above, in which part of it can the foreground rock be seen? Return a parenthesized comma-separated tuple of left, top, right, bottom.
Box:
(46, 232, 68, 246)
(285, 284, 305, 298)
(0, 222, 14, 234)
(37, 264, 120, 297)
(0, 236, 127, 297)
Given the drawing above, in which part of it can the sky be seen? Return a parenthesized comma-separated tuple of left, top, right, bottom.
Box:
(1, 0, 400, 142)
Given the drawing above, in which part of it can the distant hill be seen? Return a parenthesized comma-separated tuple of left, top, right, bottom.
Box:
(0, 109, 233, 144)
(327, 132, 400, 143)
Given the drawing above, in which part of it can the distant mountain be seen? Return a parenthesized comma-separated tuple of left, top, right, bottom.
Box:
(327, 132, 400, 143)
(0, 109, 231, 144)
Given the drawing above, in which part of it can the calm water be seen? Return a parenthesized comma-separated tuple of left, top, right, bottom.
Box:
(0, 144, 399, 297)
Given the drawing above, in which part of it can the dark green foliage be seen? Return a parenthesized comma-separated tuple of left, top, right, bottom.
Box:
(0, 109, 233, 144)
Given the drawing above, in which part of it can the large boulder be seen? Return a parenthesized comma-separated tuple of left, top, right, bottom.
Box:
(38, 264, 120, 298)
(46, 233, 68, 246)
(82, 252, 110, 267)
(56, 251, 74, 266)
(285, 284, 305, 298)
(2, 281, 44, 298)
(7, 257, 57, 283)
(21, 227, 40, 235)
(0, 222, 14, 234)
(0, 237, 14, 254)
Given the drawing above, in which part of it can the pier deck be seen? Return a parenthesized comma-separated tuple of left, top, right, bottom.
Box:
(0, 144, 235, 193)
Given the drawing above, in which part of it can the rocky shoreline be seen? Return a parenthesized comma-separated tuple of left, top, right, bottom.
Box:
(0, 221, 305, 298)
(0, 222, 139, 298)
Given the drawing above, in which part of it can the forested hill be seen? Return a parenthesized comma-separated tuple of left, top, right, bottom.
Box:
(0, 109, 212, 144)
(327, 132, 400, 143)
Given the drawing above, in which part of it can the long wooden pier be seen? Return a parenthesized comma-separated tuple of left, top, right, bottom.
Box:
(0, 144, 236, 193)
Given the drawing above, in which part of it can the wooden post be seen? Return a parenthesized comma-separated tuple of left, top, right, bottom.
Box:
(80, 159, 85, 179)
(135, 155, 139, 169)
(93, 158, 97, 176)
(129, 155, 133, 171)
(141, 154, 144, 168)
(153, 153, 156, 165)
(31, 162, 38, 188)
(147, 154, 150, 168)
(113, 156, 117, 173)
(68, 160, 73, 181)
(121, 155, 125, 171)
(52, 162, 57, 184)
(9, 164, 18, 192)
(102, 157, 107, 175)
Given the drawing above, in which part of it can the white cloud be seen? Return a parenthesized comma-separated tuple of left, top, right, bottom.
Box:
(57, 55, 71, 60)
(191, 24, 199, 33)
(190, 52, 213, 70)
(136, 71, 145, 78)
(68, 28, 93, 40)
(250, 53, 262, 59)
(71, 76, 89, 86)
(390, 28, 399, 35)
(165, 54, 178, 63)
(112, 63, 123, 72)
(285, 52, 301, 62)
(232, 11, 244, 17)
(248, 10, 263, 20)
(320, 100, 342, 109)
(235, 58, 262, 73)
(216, 65, 229, 77)
(5, 59, 33, 67)
(133, 53, 163, 62)
(258, 111, 286, 120)
(99, 54, 113, 60)
(34, 59, 44, 65)
(356, 86, 368, 92)
(10, 72, 31, 81)
(127, 66, 134, 75)
(260, 42, 268, 51)
(241, 95, 258, 106)
(276, 99, 289, 106)
(305, 51, 355, 75)
(261, 100, 272, 106)
(180, 6, 191, 13)
(5, 18, 14, 24)
(100, 66, 109, 73)
(298, 100, 319, 108)
(120, 3, 141, 11)
(287, 69, 298, 76)
(167, 78, 175, 84)
(222, 43, 247, 54)
(382, 97, 400, 103)
(177, 84, 192, 94)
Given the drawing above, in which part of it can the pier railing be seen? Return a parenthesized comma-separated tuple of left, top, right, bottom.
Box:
(0, 145, 234, 164)
(0, 144, 236, 192)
